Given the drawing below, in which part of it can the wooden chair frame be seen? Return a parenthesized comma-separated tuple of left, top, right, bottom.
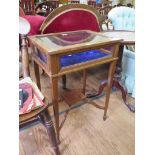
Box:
(40, 4, 104, 33)
(99, 6, 113, 29)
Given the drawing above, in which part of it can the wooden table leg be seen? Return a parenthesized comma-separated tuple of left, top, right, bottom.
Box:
(34, 61, 41, 90)
(82, 69, 87, 95)
(42, 109, 60, 155)
(62, 75, 66, 89)
(50, 77, 60, 142)
(103, 61, 117, 120)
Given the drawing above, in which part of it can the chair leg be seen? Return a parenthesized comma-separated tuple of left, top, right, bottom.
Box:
(42, 109, 60, 155)
(82, 69, 87, 95)
(62, 75, 66, 89)
(50, 77, 60, 142)
(34, 61, 41, 90)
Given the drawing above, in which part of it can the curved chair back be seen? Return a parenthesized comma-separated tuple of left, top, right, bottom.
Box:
(108, 6, 135, 30)
(40, 4, 103, 34)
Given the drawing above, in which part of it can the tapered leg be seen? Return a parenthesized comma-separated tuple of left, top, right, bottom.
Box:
(103, 61, 117, 120)
(34, 61, 41, 90)
(50, 77, 60, 142)
(42, 109, 60, 155)
(82, 69, 87, 95)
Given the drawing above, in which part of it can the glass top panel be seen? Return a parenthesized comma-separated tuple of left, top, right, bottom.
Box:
(34, 30, 118, 52)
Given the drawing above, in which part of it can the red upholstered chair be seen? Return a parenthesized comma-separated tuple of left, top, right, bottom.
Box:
(39, 4, 103, 89)
(24, 15, 46, 35)
(19, 6, 45, 36)
(40, 4, 103, 34)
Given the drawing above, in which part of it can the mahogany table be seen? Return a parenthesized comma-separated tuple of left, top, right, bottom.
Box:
(88, 30, 135, 112)
(28, 30, 121, 141)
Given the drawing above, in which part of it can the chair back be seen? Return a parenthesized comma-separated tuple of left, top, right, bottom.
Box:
(99, 5, 112, 16)
(20, 0, 35, 15)
(40, 4, 103, 34)
(108, 6, 135, 30)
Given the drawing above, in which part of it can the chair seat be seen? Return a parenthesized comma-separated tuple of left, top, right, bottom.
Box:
(19, 98, 49, 124)
(38, 49, 109, 67)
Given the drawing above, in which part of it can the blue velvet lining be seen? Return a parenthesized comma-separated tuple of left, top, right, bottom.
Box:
(60, 50, 109, 67)
(38, 49, 109, 67)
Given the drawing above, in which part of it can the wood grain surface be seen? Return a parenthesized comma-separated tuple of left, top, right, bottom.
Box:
(19, 63, 135, 155)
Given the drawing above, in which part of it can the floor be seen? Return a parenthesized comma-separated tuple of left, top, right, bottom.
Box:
(19, 64, 135, 155)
